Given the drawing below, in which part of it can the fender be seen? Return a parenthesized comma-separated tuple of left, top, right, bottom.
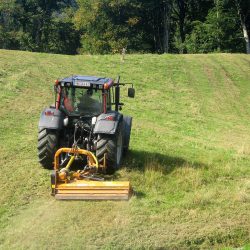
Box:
(93, 112, 123, 134)
(38, 108, 64, 130)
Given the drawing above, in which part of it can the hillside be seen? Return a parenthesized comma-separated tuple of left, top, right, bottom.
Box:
(0, 50, 249, 249)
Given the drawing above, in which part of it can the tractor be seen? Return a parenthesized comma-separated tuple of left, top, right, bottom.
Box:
(37, 76, 135, 200)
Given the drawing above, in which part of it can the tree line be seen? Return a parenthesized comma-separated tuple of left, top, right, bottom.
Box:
(0, 0, 249, 54)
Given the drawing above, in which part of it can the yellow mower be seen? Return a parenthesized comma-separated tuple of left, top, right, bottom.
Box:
(51, 147, 132, 200)
(38, 76, 135, 200)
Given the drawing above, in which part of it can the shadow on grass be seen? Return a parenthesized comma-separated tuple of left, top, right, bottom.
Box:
(105, 150, 210, 199)
(122, 149, 208, 174)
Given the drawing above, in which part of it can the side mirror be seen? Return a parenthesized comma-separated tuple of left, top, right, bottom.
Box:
(128, 87, 135, 98)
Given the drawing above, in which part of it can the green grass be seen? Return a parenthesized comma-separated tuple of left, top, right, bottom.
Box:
(0, 50, 249, 249)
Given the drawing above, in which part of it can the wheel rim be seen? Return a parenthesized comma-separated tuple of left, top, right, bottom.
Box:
(116, 130, 123, 164)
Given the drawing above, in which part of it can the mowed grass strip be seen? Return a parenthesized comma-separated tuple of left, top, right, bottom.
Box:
(0, 50, 249, 249)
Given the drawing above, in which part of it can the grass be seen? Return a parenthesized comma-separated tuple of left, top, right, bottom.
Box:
(0, 49, 249, 249)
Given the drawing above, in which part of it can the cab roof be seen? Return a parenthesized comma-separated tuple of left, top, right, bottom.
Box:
(60, 75, 113, 85)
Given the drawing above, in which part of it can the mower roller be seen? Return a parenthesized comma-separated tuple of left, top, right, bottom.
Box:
(38, 75, 135, 200)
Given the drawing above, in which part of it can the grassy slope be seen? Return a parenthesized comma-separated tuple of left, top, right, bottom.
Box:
(0, 50, 249, 249)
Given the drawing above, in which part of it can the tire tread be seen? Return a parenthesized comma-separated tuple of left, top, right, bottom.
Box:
(37, 128, 58, 169)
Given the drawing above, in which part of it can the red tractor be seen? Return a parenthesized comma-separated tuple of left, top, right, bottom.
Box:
(38, 76, 135, 200)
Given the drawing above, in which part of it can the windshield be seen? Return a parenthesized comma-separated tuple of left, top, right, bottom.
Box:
(60, 87, 103, 116)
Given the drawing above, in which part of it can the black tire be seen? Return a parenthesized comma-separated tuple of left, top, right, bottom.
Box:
(37, 128, 58, 169)
(96, 123, 123, 174)
(123, 116, 132, 154)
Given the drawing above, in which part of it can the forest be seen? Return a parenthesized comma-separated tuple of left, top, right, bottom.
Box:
(0, 0, 249, 55)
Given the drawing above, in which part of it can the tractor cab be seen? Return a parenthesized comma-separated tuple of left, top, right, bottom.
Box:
(55, 76, 113, 116)
(55, 75, 135, 117)
(60, 86, 104, 116)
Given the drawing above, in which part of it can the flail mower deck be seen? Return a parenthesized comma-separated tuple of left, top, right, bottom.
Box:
(51, 148, 132, 200)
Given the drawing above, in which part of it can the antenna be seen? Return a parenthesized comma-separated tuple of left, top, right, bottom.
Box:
(116, 75, 120, 84)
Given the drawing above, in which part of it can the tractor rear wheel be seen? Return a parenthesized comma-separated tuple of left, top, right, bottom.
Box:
(37, 128, 58, 169)
(96, 123, 123, 174)
(123, 116, 132, 154)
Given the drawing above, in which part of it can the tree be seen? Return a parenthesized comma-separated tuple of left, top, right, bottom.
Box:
(184, 0, 244, 53)
(0, 0, 248, 54)
(0, 0, 80, 54)
(234, 0, 250, 54)
(74, 0, 146, 54)
(145, 0, 173, 53)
